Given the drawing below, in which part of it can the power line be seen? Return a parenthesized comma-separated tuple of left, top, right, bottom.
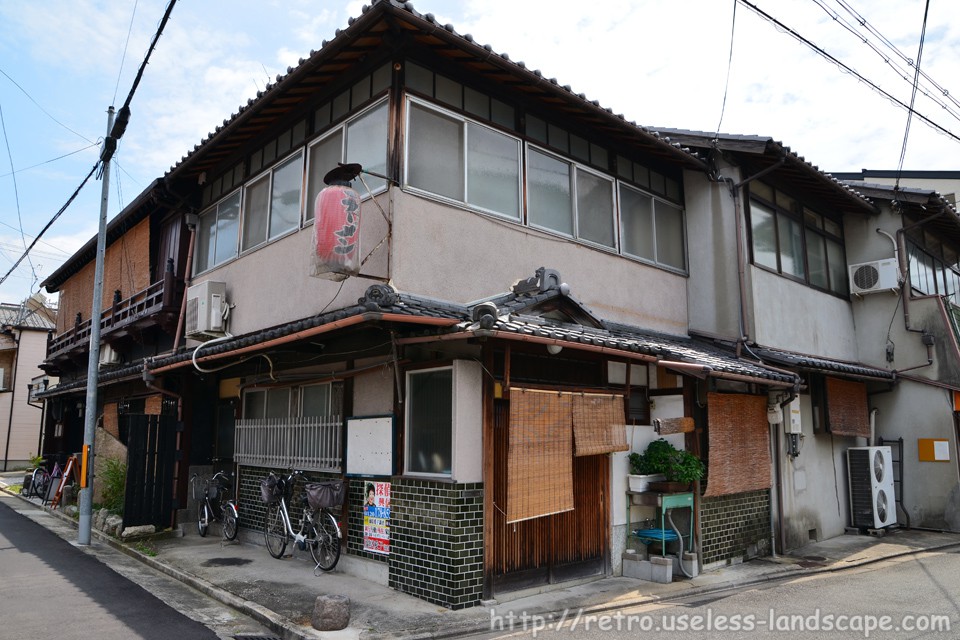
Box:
(714, 0, 739, 139)
(0, 67, 96, 145)
(809, 0, 960, 125)
(896, 0, 931, 188)
(737, 0, 960, 145)
(113, 0, 140, 105)
(0, 143, 100, 179)
(0, 161, 100, 287)
(0, 103, 37, 292)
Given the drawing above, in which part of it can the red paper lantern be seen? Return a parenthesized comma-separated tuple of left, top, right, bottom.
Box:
(312, 171, 361, 281)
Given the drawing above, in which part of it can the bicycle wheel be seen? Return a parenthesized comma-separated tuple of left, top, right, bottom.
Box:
(197, 502, 210, 537)
(309, 509, 341, 571)
(264, 502, 287, 558)
(222, 502, 239, 541)
(31, 469, 49, 500)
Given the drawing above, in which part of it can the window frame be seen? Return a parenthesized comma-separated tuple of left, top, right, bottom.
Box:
(304, 97, 390, 226)
(240, 149, 304, 254)
(194, 188, 242, 275)
(618, 181, 688, 272)
(747, 185, 848, 296)
(403, 365, 454, 479)
(403, 96, 523, 222)
(525, 143, 618, 250)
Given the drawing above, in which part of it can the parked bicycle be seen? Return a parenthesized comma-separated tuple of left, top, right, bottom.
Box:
(260, 470, 343, 572)
(191, 470, 239, 540)
(28, 464, 51, 500)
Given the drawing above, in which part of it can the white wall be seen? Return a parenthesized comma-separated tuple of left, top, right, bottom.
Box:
(750, 268, 859, 360)
(390, 190, 690, 335)
(872, 381, 959, 529)
(778, 394, 850, 549)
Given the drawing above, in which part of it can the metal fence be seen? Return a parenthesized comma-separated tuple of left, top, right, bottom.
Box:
(235, 415, 342, 472)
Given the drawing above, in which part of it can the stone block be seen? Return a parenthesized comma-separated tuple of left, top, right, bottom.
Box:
(650, 555, 673, 583)
(106, 515, 124, 537)
(312, 594, 350, 631)
(121, 524, 155, 539)
(623, 556, 652, 581)
(683, 552, 700, 578)
(64, 505, 79, 518)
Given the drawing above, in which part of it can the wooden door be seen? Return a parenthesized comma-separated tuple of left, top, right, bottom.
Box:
(490, 400, 609, 594)
(123, 413, 178, 528)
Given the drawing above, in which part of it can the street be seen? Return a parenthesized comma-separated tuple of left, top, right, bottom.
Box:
(0, 493, 272, 640)
(480, 551, 960, 639)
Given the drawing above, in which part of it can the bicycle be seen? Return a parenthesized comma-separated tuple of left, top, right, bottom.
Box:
(260, 470, 343, 572)
(28, 464, 51, 500)
(191, 470, 239, 541)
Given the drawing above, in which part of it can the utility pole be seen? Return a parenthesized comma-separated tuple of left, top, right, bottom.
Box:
(78, 106, 115, 545)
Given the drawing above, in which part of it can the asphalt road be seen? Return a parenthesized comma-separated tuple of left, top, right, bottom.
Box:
(0, 494, 271, 640)
(479, 551, 960, 639)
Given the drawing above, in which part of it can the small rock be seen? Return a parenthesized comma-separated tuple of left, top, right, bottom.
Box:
(106, 515, 124, 537)
(64, 505, 79, 518)
(95, 508, 110, 530)
(311, 594, 350, 631)
(121, 524, 155, 539)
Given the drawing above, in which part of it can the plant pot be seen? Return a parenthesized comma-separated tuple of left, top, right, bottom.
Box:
(628, 474, 665, 492)
(647, 480, 692, 493)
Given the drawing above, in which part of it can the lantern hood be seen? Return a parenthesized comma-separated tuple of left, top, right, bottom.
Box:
(324, 163, 363, 186)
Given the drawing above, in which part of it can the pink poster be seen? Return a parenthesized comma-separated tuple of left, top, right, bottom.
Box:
(363, 481, 390, 555)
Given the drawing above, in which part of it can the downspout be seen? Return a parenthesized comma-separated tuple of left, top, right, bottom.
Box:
(719, 155, 787, 355)
(773, 384, 798, 557)
(894, 208, 945, 333)
(172, 215, 198, 353)
(2, 328, 20, 471)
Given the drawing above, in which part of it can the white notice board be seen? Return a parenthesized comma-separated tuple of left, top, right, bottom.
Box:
(346, 415, 394, 476)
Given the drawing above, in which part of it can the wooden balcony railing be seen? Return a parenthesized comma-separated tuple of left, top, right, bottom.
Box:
(46, 269, 181, 361)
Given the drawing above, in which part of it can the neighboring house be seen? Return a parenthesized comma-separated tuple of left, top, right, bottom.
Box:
(833, 169, 960, 206)
(1, 295, 56, 470)
(41, 0, 956, 610)
(659, 131, 960, 543)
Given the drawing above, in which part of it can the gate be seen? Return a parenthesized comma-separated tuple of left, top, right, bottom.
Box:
(123, 413, 178, 528)
(490, 400, 609, 594)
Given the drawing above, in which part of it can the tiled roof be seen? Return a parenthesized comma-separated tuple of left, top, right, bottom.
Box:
(650, 127, 875, 210)
(166, 0, 705, 181)
(0, 303, 56, 330)
(37, 363, 144, 398)
(752, 346, 895, 381)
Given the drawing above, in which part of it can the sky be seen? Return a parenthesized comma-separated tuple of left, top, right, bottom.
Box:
(1, 0, 959, 307)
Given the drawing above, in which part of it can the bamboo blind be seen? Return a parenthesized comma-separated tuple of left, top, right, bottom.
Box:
(704, 393, 771, 497)
(507, 389, 574, 523)
(825, 377, 869, 438)
(572, 393, 628, 456)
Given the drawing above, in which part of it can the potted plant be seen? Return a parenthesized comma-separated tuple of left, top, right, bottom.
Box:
(629, 439, 704, 493)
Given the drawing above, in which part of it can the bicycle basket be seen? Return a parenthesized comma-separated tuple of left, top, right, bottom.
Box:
(305, 480, 346, 510)
(260, 473, 281, 504)
(191, 477, 207, 502)
(207, 483, 222, 500)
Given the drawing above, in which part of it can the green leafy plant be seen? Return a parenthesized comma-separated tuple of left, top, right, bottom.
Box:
(133, 541, 157, 557)
(100, 457, 127, 515)
(28, 453, 45, 469)
(629, 438, 704, 483)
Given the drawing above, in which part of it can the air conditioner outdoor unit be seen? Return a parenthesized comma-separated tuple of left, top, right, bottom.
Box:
(847, 446, 896, 529)
(98, 343, 121, 367)
(185, 281, 227, 341)
(848, 259, 900, 295)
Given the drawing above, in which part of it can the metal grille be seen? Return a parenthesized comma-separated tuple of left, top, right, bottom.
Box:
(235, 415, 341, 472)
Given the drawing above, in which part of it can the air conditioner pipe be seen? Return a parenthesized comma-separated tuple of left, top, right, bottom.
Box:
(894, 334, 935, 375)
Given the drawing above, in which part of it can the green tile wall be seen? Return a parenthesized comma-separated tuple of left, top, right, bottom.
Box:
(699, 489, 771, 566)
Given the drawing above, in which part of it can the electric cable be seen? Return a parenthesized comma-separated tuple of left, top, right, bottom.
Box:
(0, 67, 96, 144)
(810, 0, 960, 125)
(0, 143, 100, 180)
(737, 0, 960, 145)
(714, 0, 738, 140)
(0, 161, 100, 287)
(113, 0, 140, 106)
(895, 0, 931, 190)
(0, 102, 37, 292)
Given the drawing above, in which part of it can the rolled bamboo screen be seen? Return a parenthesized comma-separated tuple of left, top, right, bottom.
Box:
(825, 377, 869, 438)
(704, 392, 771, 497)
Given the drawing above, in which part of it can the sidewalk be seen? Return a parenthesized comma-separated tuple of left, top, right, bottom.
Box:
(2, 470, 959, 640)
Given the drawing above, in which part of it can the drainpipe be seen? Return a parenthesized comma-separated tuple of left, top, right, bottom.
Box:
(719, 156, 787, 354)
(2, 327, 20, 471)
(894, 208, 945, 333)
(869, 408, 878, 446)
(893, 333, 935, 376)
(172, 215, 198, 353)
